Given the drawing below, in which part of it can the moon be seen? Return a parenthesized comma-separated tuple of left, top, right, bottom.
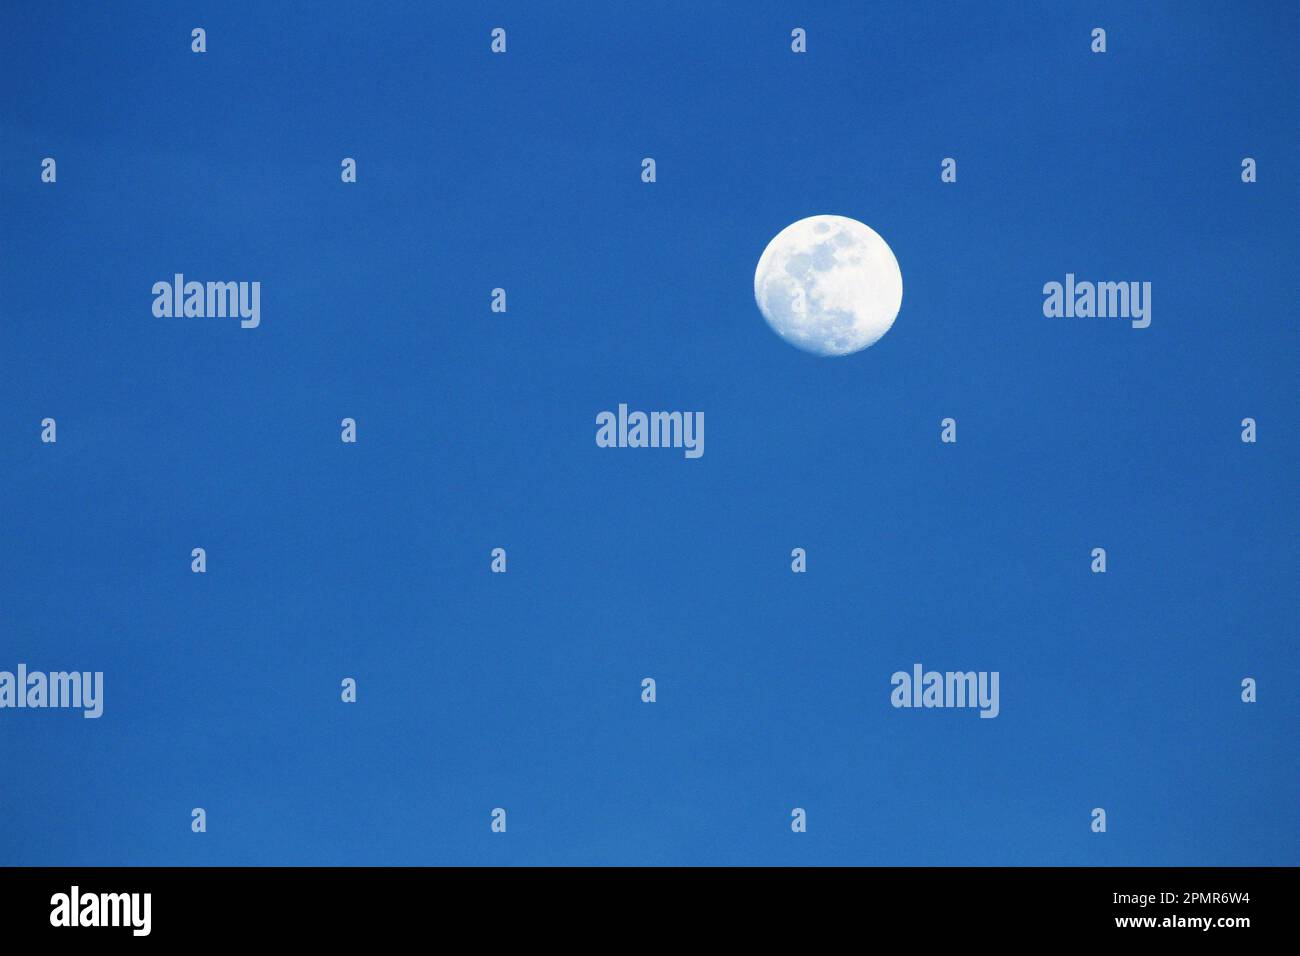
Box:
(753, 215, 903, 356)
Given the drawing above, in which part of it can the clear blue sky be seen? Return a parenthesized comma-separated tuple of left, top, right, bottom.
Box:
(1, 1, 1296, 865)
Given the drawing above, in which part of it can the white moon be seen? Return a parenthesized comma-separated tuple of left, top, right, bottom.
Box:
(753, 215, 903, 356)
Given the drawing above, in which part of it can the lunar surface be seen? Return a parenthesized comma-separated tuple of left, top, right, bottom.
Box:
(753, 215, 903, 356)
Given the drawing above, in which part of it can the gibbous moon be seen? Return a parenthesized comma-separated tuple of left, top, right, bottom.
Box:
(754, 215, 903, 356)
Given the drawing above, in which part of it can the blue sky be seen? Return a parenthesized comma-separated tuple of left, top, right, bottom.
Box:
(1, 1, 1296, 865)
